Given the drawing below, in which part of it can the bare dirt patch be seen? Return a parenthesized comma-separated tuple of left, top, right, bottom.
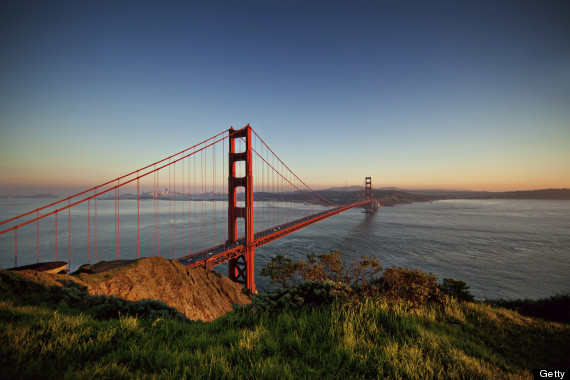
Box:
(10, 257, 251, 321)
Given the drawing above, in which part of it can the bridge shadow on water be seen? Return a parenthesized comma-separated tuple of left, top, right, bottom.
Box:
(330, 211, 379, 261)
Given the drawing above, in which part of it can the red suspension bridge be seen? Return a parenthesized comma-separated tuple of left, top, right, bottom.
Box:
(0, 125, 378, 292)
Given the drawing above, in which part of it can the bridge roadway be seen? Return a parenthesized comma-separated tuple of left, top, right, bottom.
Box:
(177, 200, 373, 270)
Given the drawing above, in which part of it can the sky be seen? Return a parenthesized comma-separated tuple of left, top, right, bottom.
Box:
(1, 0, 569, 194)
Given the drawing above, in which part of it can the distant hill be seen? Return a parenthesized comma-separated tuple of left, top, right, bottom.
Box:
(490, 189, 570, 200)
(407, 188, 570, 201)
(309, 189, 436, 206)
(324, 186, 400, 192)
(0, 194, 58, 199)
(313, 188, 570, 206)
(324, 185, 363, 192)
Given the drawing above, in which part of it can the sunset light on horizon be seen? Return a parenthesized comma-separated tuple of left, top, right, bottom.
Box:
(1, 1, 569, 195)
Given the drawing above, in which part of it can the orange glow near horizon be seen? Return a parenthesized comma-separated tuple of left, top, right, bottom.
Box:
(1, 170, 569, 196)
(1, 151, 569, 195)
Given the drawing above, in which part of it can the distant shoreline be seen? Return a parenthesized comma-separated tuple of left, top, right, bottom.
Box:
(404, 188, 570, 201)
(0, 194, 58, 199)
(0, 188, 568, 203)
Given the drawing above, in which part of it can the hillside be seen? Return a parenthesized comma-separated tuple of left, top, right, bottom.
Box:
(0, 258, 568, 378)
(6, 257, 251, 321)
(310, 189, 436, 206)
(406, 188, 570, 200)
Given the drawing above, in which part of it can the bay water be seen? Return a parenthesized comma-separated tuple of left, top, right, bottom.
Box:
(1, 198, 568, 300)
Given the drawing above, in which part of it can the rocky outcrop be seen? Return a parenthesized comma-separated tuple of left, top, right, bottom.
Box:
(11, 257, 251, 322)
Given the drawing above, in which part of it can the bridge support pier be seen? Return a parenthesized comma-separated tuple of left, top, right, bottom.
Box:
(227, 125, 256, 293)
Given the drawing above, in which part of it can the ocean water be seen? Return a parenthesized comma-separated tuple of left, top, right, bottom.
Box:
(254, 199, 570, 299)
(1, 198, 569, 300)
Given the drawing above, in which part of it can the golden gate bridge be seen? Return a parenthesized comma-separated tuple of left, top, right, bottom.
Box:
(0, 125, 378, 292)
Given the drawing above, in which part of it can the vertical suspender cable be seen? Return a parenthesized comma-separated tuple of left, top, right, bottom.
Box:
(254, 136, 257, 234)
(68, 199, 71, 267)
(266, 144, 269, 230)
(202, 143, 205, 249)
(156, 169, 160, 257)
(114, 187, 117, 259)
(212, 144, 214, 246)
(182, 160, 185, 255)
(94, 189, 97, 263)
(194, 151, 197, 252)
(154, 169, 156, 256)
(117, 180, 121, 259)
(190, 151, 193, 253)
(14, 229, 17, 267)
(278, 161, 280, 226)
(88, 200, 90, 264)
(200, 147, 203, 250)
(55, 213, 58, 261)
(221, 138, 223, 244)
(115, 180, 121, 260)
(36, 211, 39, 263)
(259, 141, 263, 231)
(137, 172, 140, 259)
(114, 188, 116, 259)
(155, 170, 160, 256)
(271, 157, 275, 227)
(155, 168, 158, 256)
(169, 160, 172, 259)
(174, 162, 176, 259)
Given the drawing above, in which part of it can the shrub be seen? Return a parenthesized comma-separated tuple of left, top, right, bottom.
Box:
(260, 251, 382, 288)
(260, 254, 303, 288)
(378, 266, 445, 309)
(438, 278, 474, 302)
(239, 281, 357, 314)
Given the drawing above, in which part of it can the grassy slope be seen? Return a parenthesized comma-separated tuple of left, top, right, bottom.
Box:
(1, 273, 568, 379)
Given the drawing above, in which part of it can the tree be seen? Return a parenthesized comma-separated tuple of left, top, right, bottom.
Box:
(379, 266, 444, 308)
(261, 250, 382, 288)
(259, 254, 302, 288)
(438, 278, 474, 302)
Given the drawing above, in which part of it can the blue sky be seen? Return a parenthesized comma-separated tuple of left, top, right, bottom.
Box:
(1, 0, 569, 193)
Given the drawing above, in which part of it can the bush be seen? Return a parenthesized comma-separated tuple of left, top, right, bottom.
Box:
(260, 251, 382, 288)
(377, 266, 445, 309)
(239, 281, 357, 314)
(259, 254, 303, 288)
(255, 255, 477, 313)
(438, 278, 474, 302)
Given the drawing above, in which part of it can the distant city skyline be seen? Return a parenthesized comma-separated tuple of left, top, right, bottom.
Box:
(1, 1, 569, 194)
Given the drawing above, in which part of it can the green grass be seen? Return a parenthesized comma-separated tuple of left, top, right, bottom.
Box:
(1, 272, 568, 379)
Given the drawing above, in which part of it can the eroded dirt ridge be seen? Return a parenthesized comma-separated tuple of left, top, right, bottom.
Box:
(10, 257, 251, 322)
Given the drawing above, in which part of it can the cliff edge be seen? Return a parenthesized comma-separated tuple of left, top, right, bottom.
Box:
(9, 257, 251, 322)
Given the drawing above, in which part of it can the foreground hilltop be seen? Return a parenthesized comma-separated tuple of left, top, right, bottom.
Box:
(0, 258, 568, 378)
(7, 257, 251, 321)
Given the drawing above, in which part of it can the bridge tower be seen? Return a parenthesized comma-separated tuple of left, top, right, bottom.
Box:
(227, 125, 256, 293)
(365, 176, 373, 214)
